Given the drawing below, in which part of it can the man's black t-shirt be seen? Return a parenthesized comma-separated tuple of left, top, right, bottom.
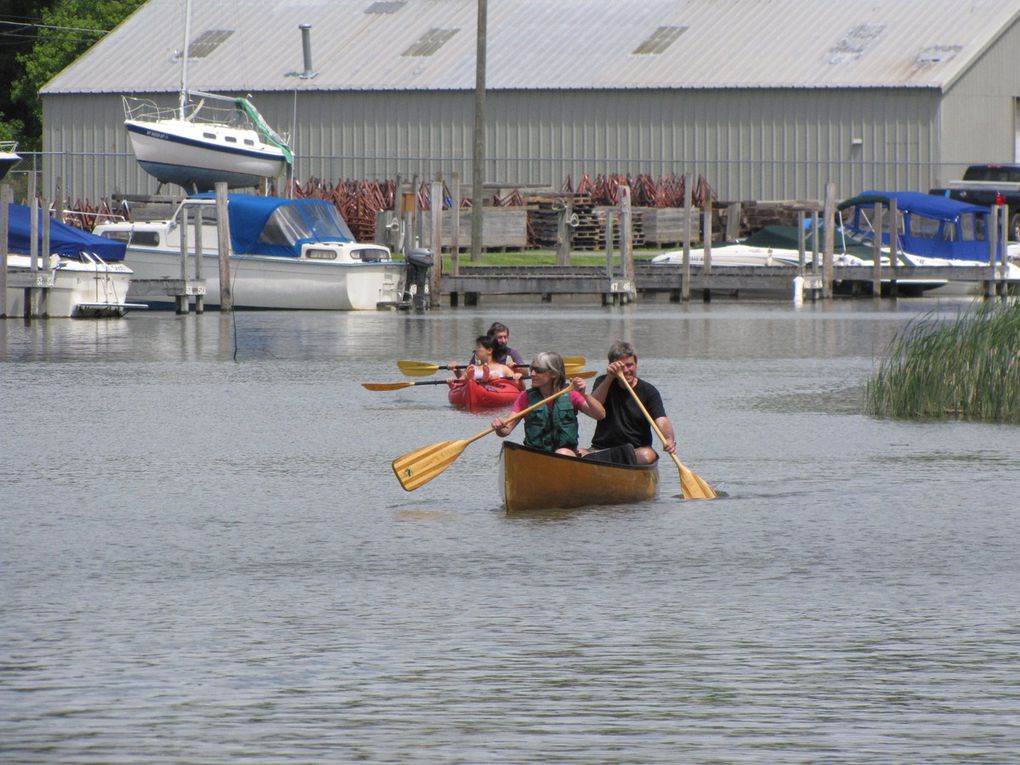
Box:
(589, 376, 667, 450)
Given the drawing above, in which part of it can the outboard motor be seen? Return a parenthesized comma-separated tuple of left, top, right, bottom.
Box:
(404, 247, 433, 309)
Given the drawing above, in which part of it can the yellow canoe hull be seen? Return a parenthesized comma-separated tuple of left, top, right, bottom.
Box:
(500, 442, 659, 513)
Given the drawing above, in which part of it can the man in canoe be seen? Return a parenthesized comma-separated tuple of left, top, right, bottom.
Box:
(582, 341, 677, 465)
(491, 351, 604, 456)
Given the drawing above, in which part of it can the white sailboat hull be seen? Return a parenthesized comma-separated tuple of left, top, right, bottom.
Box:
(125, 119, 287, 191)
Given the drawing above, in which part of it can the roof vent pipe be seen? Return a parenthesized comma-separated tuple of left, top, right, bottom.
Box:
(299, 24, 317, 79)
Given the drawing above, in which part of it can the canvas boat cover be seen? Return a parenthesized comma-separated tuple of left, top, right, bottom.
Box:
(6, 203, 126, 261)
(193, 194, 356, 258)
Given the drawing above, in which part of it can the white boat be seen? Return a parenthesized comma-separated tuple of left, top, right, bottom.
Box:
(122, 0, 291, 192)
(838, 191, 1020, 295)
(0, 141, 20, 181)
(651, 225, 948, 296)
(5, 204, 135, 318)
(124, 93, 291, 193)
(92, 194, 405, 310)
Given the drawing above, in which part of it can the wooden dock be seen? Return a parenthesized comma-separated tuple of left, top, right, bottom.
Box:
(439, 263, 1013, 305)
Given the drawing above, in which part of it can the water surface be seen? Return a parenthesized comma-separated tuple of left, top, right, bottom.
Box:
(2, 298, 1018, 763)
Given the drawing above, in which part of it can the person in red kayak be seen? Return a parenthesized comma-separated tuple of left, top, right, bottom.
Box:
(449, 321, 526, 378)
(448, 335, 522, 386)
(491, 351, 604, 457)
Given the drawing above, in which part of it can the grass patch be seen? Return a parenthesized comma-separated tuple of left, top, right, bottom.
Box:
(866, 299, 1020, 423)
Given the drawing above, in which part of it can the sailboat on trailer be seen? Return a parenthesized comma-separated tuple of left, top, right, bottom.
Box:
(123, 0, 291, 193)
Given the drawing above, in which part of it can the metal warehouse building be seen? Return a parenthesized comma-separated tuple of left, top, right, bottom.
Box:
(41, 0, 1020, 203)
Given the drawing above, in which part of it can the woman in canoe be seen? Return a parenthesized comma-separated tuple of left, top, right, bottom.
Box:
(492, 351, 605, 457)
(449, 335, 523, 385)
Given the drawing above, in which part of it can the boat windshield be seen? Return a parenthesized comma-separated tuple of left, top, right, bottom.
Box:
(258, 202, 355, 247)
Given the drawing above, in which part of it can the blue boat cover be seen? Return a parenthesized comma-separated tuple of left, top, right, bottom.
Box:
(6, 203, 127, 261)
(193, 193, 355, 258)
(839, 190, 998, 262)
(839, 190, 989, 218)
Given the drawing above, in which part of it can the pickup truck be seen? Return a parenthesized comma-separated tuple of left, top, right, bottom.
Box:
(930, 164, 1020, 240)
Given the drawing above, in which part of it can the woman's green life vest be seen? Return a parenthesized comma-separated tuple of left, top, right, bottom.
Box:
(523, 388, 579, 451)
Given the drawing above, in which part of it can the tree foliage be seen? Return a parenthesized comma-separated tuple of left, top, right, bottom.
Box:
(1, 0, 144, 149)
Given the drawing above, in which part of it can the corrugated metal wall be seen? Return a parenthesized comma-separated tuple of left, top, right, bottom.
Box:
(938, 20, 1020, 183)
(43, 86, 942, 204)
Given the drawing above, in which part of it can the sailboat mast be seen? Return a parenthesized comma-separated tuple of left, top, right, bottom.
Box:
(179, 0, 193, 116)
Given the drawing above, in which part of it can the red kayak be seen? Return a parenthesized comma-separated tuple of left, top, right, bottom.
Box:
(448, 377, 522, 410)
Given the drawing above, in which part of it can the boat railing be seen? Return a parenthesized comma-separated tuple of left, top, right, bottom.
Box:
(0, 140, 18, 153)
(121, 95, 291, 146)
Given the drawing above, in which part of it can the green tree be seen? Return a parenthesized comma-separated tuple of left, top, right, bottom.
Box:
(4, 0, 143, 150)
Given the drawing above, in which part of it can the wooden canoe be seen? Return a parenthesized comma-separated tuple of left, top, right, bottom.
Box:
(500, 442, 659, 513)
(448, 377, 521, 410)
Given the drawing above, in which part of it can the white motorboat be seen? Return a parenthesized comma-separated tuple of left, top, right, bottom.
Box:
(651, 225, 948, 296)
(0, 141, 20, 181)
(5, 204, 135, 318)
(122, 0, 290, 192)
(92, 194, 405, 310)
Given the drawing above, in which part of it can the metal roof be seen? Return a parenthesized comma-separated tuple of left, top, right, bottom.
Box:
(43, 0, 1020, 95)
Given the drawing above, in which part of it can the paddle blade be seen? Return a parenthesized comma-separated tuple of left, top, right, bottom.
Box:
(397, 360, 441, 377)
(673, 455, 717, 499)
(362, 381, 416, 391)
(563, 355, 585, 367)
(392, 438, 469, 491)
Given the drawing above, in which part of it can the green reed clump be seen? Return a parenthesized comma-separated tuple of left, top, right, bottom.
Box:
(866, 300, 1020, 423)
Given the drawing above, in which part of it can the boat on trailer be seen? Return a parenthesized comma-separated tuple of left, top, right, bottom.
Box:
(92, 194, 404, 310)
(448, 377, 521, 410)
(5, 204, 135, 318)
(500, 442, 659, 513)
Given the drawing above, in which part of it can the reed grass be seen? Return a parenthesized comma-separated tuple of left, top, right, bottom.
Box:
(866, 299, 1020, 423)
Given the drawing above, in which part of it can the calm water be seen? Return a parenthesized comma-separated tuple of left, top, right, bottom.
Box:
(2, 297, 1019, 764)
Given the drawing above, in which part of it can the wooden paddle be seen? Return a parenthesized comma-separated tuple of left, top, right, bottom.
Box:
(615, 371, 717, 500)
(392, 380, 581, 491)
(397, 356, 586, 377)
(365, 369, 595, 392)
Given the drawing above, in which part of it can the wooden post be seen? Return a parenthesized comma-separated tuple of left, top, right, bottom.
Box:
(822, 182, 835, 299)
(681, 174, 692, 302)
(725, 201, 741, 241)
(194, 205, 204, 313)
(0, 185, 9, 317)
(985, 204, 997, 299)
(54, 178, 64, 224)
(888, 197, 898, 298)
(450, 171, 460, 277)
(604, 209, 615, 276)
(1000, 202, 1009, 297)
(40, 202, 51, 317)
(702, 199, 713, 275)
(28, 180, 38, 319)
(470, 0, 487, 264)
(797, 210, 806, 273)
(811, 211, 820, 273)
(178, 205, 190, 314)
(215, 182, 233, 311)
(430, 175, 443, 308)
(620, 185, 634, 288)
(871, 203, 883, 298)
(556, 199, 572, 267)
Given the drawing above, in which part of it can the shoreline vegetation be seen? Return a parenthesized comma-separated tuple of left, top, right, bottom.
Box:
(866, 299, 1020, 423)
